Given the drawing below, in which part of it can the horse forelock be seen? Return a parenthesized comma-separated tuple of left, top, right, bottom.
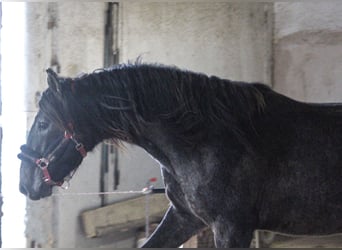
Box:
(39, 63, 266, 148)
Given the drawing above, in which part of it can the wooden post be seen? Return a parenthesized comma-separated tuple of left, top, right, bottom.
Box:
(182, 228, 215, 248)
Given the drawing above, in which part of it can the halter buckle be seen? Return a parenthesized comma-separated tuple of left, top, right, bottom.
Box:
(75, 142, 87, 157)
(36, 158, 49, 169)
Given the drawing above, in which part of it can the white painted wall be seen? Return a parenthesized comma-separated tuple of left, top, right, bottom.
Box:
(120, 2, 273, 84)
(274, 2, 342, 102)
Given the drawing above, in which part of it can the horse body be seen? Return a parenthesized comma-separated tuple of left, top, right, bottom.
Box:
(141, 86, 342, 247)
(18, 64, 342, 247)
(255, 96, 342, 236)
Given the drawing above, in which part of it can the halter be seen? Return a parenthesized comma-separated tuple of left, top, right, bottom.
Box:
(20, 129, 87, 187)
(36, 130, 87, 187)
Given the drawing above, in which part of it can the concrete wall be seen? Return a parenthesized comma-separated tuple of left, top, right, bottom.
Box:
(120, 2, 273, 84)
(274, 2, 342, 102)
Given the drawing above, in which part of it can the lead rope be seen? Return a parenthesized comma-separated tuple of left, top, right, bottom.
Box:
(52, 178, 164, 197)
(52, 190, 146, 196)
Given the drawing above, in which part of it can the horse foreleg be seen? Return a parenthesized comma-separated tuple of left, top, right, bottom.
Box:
(141, 205, 205, 248)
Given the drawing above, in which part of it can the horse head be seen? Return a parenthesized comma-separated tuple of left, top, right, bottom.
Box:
(18, 69, 88, 200)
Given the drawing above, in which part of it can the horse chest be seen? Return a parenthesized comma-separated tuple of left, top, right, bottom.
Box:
(164, 174, 212, 222)
(141, 133, 224, 219)
(170, 149, 217, 187)
(162, 154, 220, 220)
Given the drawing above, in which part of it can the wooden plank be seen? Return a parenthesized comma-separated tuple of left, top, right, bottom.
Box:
(81, 194, 169, 238)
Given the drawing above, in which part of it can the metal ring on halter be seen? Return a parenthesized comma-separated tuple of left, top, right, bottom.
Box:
(36, 158, 50, 169)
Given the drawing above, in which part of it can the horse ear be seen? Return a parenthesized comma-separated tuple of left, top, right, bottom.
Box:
(46, 68, 61, 93)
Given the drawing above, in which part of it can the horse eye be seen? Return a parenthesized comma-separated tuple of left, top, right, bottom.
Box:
(38, 121, 49, 130)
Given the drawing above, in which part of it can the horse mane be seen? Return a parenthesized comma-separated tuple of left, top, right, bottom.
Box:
(39, 63, 267, 148)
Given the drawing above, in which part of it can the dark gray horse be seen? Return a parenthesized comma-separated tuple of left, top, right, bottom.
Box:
(18, 63, 342, 247)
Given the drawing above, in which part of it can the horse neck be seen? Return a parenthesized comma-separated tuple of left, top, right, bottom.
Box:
(70, 65, 266, 150)
(69, 68, 147, 147)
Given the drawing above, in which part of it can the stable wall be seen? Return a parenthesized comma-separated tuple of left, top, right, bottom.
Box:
(274, 2, 342, 102)
(120, 2, 273, 84)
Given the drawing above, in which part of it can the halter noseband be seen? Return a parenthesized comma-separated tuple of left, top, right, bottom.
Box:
(19, 129, 87, 187)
